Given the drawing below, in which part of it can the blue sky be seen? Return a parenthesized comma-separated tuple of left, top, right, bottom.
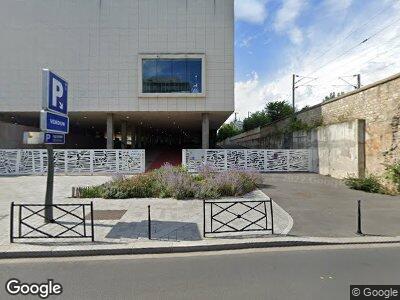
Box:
(233, 0, 400, 120)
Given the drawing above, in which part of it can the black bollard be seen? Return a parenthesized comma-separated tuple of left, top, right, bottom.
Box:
(357, 200, 362, 235)
(148, 205, 151, 240)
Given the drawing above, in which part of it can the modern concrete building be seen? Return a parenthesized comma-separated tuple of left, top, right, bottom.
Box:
(0, 0, 234, 149)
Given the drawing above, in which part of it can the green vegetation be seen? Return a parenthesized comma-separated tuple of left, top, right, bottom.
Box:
(217, 100, 322, 142)
(77, 164, 261, 200)
(216, 122, 242, 142)
(243, 100, 294, 131)
(385, 162, 400, 192)
(344, 163, 400, 195)
(344, 175, 383, 194)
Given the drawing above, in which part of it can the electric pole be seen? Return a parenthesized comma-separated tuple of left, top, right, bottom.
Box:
(355, 74, 361, 89)
(292, 74, 296, 113)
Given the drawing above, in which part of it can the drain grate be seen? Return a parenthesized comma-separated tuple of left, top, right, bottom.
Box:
(86, 210, 127, 220)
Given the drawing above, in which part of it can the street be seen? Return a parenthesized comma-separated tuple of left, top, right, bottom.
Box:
(1, 244, 400, 300)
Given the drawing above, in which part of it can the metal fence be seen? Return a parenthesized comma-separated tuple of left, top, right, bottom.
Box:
(10, 202, 95, 243)
(203, 199, 274, 236)
(182, 149, 311, 172)
(0, 149, 145, 175)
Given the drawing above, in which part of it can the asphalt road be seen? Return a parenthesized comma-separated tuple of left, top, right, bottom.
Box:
(261, 173, 400, 237)
(1, 244, 400, 300)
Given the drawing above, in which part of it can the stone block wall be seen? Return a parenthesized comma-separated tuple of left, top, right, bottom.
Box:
(219, 72, 400, 177)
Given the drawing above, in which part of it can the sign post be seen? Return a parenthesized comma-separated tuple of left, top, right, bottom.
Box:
(40, 69, 68, 223)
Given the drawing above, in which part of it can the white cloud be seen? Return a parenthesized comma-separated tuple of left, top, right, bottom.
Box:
(235, 0, 268, 24)
(232, 3, 400, 121)
(274, 0, 307, 44)
(288, 26, 303, 44)
(274, 0, 305, 30)
(324, 0, 352, 12)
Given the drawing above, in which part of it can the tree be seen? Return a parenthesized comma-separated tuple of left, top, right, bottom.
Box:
(242, 111, 270, 131)
(264, 100, 294, 122)
(242, 100, 294, 131)
(217, 122, 242, 141)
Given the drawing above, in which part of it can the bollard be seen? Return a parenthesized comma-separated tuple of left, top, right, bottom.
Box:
(357, 200, 362, 235)
(148, 205, 151, 240)
(10, 202, 14, 243)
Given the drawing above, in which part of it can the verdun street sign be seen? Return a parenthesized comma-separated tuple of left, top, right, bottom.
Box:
(40, 69, 69, 222)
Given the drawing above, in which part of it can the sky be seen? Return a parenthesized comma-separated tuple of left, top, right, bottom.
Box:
(233, 0, 400, 121)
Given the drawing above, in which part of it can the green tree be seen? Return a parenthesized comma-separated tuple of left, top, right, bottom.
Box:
(242, 111, 270, 131)
(217, 122, 241, 141)
(242, 100, 294, 131)
(265, 100, 294, 122)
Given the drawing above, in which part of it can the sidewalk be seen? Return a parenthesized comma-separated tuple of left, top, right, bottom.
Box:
(0, 175, 292, 258)
(1, 174, 400, 259)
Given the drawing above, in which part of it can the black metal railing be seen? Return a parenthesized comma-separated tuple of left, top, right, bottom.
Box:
(203, 199, 274, 236)
(10, 202, 94, 243)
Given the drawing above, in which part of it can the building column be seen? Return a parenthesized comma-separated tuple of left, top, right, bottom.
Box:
(106, 113, 114, 149)
(121, 121, 127, 149)
(136, 127, 142, 148)
(129, 126, 136, 149)
(202, 113, 209, 149)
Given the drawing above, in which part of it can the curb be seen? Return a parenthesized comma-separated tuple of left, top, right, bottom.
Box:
(2, 238, 400, 259)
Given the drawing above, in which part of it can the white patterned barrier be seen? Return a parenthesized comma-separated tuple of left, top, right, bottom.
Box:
(0, 149, 145, 175)
(182, 149, 311, 173)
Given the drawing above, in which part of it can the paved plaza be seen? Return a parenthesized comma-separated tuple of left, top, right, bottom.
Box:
(0, 175, 291, 253)
(0, 172, 400, 256)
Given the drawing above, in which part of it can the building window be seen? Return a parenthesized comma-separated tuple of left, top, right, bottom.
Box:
(142, 58, 202, 94)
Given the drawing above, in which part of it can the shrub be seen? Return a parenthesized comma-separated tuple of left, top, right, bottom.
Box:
(76, 164, 261, 200)
(78, 185, 105, 198)
(385, 163, 400, 192)
(344, 175, 383, 193)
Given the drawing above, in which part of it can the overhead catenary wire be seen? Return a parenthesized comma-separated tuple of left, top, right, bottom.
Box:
(304, 4, 394, 67)
(304, 16, 400, 78)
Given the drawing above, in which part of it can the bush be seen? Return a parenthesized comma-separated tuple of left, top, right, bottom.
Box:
(385, 163, 400, 192)
(344, 175, 383, 193)
(76, 164, 261, 200)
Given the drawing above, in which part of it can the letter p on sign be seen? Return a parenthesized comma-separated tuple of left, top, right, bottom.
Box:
(42, 69, 68, 115)
(52, 78, 64, 108)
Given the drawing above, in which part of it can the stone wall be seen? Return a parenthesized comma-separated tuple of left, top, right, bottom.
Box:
(219, 72, 400, 177)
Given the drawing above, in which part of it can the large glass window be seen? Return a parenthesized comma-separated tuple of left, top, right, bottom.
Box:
(142, 58, 202, 94)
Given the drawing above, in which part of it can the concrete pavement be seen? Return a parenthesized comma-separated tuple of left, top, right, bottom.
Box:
(1, 244, 400, 299)
(0, 175, 292, 257)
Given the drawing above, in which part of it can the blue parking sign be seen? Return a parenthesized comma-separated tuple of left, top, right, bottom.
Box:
(40, 111, 69, 134)
(42, 69, 68, 115)
(44, 132, 65, 144)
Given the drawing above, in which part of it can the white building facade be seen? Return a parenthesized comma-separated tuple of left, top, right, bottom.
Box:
(0, 0, 234, 149)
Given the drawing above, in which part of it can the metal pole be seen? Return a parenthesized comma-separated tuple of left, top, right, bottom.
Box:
(44, 145, 54, 223)
(292, 74, 296, 114)
(18, 205, 22, 238)
(357, 200, 362, 235)
(148, 205, 151, 240)
(203, 200, 206, 238)
(10, 202, 14, 243)
(90, 202, 95, 242)
(269, 199, 275, 235)
(82, 205, 86, 237)
(356, 74, 361, 89)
